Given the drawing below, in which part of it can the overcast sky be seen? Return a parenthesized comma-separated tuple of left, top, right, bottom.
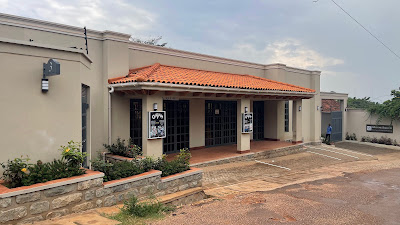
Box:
(1, 0, 399, 101)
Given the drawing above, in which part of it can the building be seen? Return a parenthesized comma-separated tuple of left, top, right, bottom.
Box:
(0, 13, 322, 167)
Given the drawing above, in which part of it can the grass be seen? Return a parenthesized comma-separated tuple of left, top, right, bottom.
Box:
(105, 195, 175, 225)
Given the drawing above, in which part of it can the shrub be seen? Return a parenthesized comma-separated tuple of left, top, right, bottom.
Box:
(104, 138, 142, 158)
(371, 137, 378, 143)
(361, 136, 371, 142)
(91, 157, 154, 182)
(0, 156, 31, 188)
(154, 149, 191, 177)
(351, 133, 357, 141)
(1, 141, 86, 188)
(394, 139, 399, 146)
(345, 132, 350, 140)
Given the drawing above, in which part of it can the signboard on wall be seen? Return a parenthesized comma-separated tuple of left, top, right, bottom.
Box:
(366, 124, 393, 133)
(148, 111, 166, 139)
(242, 113, 253, 133)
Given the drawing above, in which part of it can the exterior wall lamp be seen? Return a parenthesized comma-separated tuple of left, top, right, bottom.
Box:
(244, 106, 248, 113)
(42, 59, 60, 93)
(299, 106, 302, 111)
(317, 106, 320, 111)
(153, 103, 158, 111)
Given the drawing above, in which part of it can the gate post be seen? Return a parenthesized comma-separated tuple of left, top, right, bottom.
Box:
(237, 98, 251, 153)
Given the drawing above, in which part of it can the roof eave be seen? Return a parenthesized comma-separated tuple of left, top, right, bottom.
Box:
(108, 82, 316, 98)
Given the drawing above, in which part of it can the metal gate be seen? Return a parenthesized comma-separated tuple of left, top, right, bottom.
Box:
(163, 100, 190, 154)
(205, 100, 237, 147)
(331, 111, 342, 142)
(253, 101, 264, 140)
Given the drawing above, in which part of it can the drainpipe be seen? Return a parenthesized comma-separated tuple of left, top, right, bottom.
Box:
(108, 86, 114, 145)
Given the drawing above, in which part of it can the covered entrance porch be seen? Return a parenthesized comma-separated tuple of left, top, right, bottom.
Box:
(166, 140, 296, 165)
(108, 63, 316, 158)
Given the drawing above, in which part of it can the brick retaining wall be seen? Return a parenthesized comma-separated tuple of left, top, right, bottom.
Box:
(0, 168, 202, 224)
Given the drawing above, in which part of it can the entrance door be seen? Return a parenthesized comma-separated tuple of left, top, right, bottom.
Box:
(163, 100, 189, 154)
(253, 101, 264, 141)
(331, 111, 343, 142)
(205, 100, 237, 147)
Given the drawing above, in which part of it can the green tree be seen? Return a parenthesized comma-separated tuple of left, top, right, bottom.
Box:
(368, 90, 400, 124)
(130, 36, 167, 47)
(347, 97, 378, 109)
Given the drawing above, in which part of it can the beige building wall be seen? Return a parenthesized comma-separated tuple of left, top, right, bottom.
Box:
(0, 13, 322, 168)
(0, 41, 88, 165)
(346, 109, 400, 141)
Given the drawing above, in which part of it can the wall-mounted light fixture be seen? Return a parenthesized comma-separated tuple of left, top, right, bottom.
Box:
(317, 106, 320, 111)
(153, 103, 158, 111)
(299, 106, 302, 111)
(244, 106, 248, 113)
(42, 59, 60, 93)
(345, 107, 348, 111)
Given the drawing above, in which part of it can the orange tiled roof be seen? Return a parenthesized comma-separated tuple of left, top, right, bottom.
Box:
(108, 63, 315, 93)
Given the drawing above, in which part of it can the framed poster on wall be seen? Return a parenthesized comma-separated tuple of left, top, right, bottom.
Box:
(242, 113, 253, 133)
(148, 111, 166, 139)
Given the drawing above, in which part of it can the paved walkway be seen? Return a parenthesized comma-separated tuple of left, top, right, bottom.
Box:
(166, 140, 295, 164)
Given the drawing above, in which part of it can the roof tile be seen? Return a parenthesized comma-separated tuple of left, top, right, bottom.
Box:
(108, 63, 315, 93)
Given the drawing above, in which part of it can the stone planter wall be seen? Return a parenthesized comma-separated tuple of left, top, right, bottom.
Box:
(0, 168, 202, 224)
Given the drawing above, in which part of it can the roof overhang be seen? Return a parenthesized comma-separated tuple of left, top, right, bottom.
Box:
(108, 82, 315, 100)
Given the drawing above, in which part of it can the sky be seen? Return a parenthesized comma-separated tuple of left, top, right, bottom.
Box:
(1, 0, 399, 102)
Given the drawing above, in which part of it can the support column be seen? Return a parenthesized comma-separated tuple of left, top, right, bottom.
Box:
(237, 98, 251, 153)
(142, 95, 163, 158)
(292, 99, 303, 143)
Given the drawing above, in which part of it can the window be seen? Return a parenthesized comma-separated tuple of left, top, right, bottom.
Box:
(284, 101, 289, 132)
(81, 84, 90, 168)
(130, 99, 142, 147)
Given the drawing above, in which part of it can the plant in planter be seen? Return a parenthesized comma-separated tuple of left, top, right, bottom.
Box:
(154, 149, 191, 177)
(1, 141, 87, 188)
(0, 156, 31, 188)
(104, 138, 143, 158)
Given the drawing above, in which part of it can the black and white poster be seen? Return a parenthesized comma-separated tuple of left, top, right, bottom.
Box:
(148, 111, 166, 139)
(242, 113, 253, 133)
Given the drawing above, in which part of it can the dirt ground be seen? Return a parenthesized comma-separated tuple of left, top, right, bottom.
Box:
(153, 143, 400, 225)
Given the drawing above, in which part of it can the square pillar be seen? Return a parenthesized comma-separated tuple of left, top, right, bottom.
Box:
(142, 95, 163, 158)
(237, 98, 251, 153)
(292, 99, 303, 143)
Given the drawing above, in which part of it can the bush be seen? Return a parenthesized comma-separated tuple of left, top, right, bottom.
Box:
(0, 156, 31, 188)
(154, 149, 191, 177)
(92, 148, 191, 182)
(371, 137, 378, 143)
(104, 138, 142, 158)
(1, 141, 86, 188)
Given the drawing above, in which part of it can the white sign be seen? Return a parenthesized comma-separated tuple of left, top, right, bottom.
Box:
(242, 113, 253, 133)
(148, 111, 166, 139)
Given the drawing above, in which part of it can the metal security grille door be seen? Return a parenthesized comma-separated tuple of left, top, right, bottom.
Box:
(205, 101, 237, 147)
(253, 101, 264, 140)
(331, 111, 343, 142)
(163, 100, 190, 154)
(130, 99, 142, 147)
(81, 85, 89, 168)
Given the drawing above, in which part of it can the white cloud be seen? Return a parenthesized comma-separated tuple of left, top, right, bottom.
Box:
(224, 39, 344, 70)
(0, 0, 156, 34)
